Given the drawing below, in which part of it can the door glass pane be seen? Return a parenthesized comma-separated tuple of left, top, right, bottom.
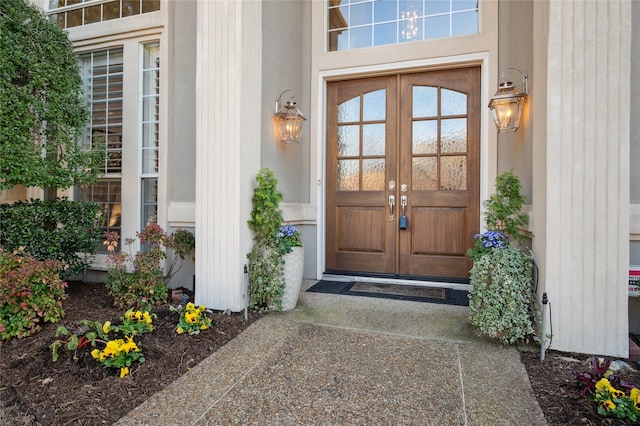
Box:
(363, 90, 385, 121)
(362, 124, 385, 156)
(440, 118, 466, 153)
(412, 120, 437, 154)
(413, 86, 437, 118)
(362, 159, 385, 190)
(441, 89, 467, 116)
(338, 125, 360, 157)
(338, 159, 360, 191)
(440, 156, 467, 190)
(412, 157, 438, 190)
(338, 97, 360, 123)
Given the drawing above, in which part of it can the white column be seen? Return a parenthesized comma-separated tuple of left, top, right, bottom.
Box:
(535, 0, 631, 356)
(195, 0, 262, 311)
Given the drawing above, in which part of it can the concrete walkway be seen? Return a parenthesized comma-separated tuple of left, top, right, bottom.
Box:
(117, 280, 547, 425)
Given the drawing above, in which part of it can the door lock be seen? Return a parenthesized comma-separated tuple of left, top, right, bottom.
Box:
(399, 195, 408, 229)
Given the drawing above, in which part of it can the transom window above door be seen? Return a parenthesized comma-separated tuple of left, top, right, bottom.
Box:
(327, 0, 479, 52)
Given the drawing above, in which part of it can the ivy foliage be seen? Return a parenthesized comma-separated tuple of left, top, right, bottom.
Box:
(0, 198, 103, 276)
(247, 168, 285, 312)
(468, 246, 537, 345)
(483, 171, 531, 245)
(0, 0, 103, 190)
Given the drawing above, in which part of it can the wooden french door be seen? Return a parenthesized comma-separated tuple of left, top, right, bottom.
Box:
(325, 67, 480, 280)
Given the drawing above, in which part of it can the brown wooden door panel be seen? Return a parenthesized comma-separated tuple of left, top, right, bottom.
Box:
(326, 68, 480, 280)
(326, 76, 397, 274)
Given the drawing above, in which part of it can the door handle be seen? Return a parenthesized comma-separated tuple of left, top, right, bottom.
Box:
(388, 195, 395, 221)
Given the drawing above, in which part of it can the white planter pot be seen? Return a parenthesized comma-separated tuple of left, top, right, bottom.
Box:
(281, 246, 304, 311)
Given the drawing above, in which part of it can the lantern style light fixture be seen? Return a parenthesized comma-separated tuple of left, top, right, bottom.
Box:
(488, 67, 529, 132)
(274, 90, 307, 143)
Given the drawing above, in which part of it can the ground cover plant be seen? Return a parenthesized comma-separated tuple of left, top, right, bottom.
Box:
(0, 282, 258, 425)
(2, 282, 640, 424)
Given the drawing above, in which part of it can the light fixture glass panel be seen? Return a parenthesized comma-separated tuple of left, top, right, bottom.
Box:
(412, 157, 438, 190)
(412, 120, 437, 154)
(338, 125, 360, 157)
(362, 124, 385, 156)
(363, 90, 385, 121)
(441, 89, 467, 116)
(338, 159, 360, 191)
(440, 156, 467, 190)
(338, 97, 360, 123)
(413, 86, 437, 118)
(440, 118, 466, 153)
(362, 159, 385, 190)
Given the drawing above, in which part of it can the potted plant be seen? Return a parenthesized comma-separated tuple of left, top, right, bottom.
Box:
(467, 171, 538, 345)
(248, 168, 305, 312)
(277, 224, 304, 311)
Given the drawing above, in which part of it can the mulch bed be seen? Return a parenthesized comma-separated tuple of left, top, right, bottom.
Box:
(521, 350, 640, 425)
(0, 281, 259, 425)
(3, 281, 640, 425)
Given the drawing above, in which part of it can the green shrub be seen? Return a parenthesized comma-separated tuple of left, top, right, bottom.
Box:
(0, 198, 102, 276)
(483, 171, 531, 245)
(468, 246, 537, 344)
(247, 168, 285, 312)
(0, 248, 68, 341)
(104, 223, 194, 309)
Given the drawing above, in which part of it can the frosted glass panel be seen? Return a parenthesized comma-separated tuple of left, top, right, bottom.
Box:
(413, 86, 437, 118)
(362, 159, 385, 190)
(362, 124, 385, 156)
(338, 159, 360, 191)
(440, 156, 467, 190)
(441, 89, 467, 116)
(412, 157, 438, 190)
(440, 119, 466, 153)
(338, 97, 360, 123)
(412, 120, 437, 154)
(363, 90, 386, 121)
(338, 125, 360, 157)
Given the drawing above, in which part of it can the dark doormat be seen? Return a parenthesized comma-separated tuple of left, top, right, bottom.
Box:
(307, 280, 469, 306)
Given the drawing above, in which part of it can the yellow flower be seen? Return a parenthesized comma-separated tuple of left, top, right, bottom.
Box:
(595, 378, 612, 392)
(200, 324, 208, 330)
(631, 388, 640, 408)
(142, 312, 152, 324)
(176, 327, 184, 334)
(91, 349, 101, 359)
(186, 302, 195, 311)
(600, 399, 616, 411)
(610, 388, 625, 399)
(102, 321, 111, 334)
(120, 367, 129, 378)
(198, 305, 206, 313)
(185, 312, 198, 323)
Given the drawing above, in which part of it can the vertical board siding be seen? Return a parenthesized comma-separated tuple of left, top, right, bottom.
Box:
(545, 0, 630, 356)
(195, 1, 262, 311)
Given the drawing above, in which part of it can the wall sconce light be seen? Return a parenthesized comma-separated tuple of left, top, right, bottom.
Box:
(274, 90, 307, 144)
(488, 67, 529, 132)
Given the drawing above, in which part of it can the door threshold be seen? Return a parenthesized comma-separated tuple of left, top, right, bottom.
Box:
(322, 274, 470, 292)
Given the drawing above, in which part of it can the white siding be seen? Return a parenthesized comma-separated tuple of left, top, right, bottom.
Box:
(540, 0, 631, 356)
(195, 0, 262, 311)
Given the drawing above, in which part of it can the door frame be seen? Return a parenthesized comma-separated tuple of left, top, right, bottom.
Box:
(315, 53, 497, 281)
